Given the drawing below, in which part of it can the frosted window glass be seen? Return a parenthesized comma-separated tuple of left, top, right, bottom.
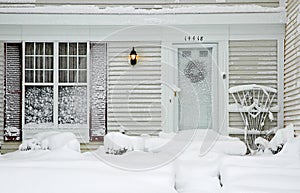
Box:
(25, 86, 53, 124)
(178, 48, 212, 130)
(58, 86, 87, 124)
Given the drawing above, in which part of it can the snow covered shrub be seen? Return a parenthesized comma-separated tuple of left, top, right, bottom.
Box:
(104, 132, 146, 155)
(104, 132, 133, 155)
(19, 138, 42, 151)
(58, 86, 87, 124)
(25, 86, 53, 124)
(254, 124, 295, 154)
(277, 136, 300, 158)
(19, 132, 80, 152)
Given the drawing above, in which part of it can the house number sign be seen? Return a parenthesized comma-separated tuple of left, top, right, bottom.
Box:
(184, 35, 204, 42)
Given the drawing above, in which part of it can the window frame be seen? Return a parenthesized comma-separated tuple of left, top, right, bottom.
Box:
(22, 41, 90, 142)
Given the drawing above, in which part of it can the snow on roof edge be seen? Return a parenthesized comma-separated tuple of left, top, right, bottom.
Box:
(0, 5, 284, 15)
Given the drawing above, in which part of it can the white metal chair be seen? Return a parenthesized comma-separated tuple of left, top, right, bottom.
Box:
(228, 84, 277, 154)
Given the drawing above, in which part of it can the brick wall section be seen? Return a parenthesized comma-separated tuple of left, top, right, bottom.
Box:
(89, 43, 107, 141)
(4, 43, 22, 141)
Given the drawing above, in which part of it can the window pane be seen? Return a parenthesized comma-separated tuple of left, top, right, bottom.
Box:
(78, 57, 87, 69)
(36, 57, 44, 69)
(69, 57, 77, 69)
(36, 43, 44, 55)
(59, 70, 68, 83)
(78, 43, 87, 55)
(78, 70, 87, 83)
(69, 43, 77, 55)
(25, 86, 53, 124)
(25, 56, 34, 69)
(45, 43, 53, 55)
(59, 57, 68, 69)
(69, 70, 77, 83)
(59, 43, 68, 55)
(58, 86, 87, 124)
(25, 42, 34, 55)
(45, 70, 53, 83)
(25, 70, 34, 82)
(35, 70, 43, 83)
(45, 57, 53, 69)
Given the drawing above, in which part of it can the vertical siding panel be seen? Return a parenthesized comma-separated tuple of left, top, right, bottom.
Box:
(284, 0, 300, 131)
(107, 42, 162, 135)
(229, 40, 278, 130)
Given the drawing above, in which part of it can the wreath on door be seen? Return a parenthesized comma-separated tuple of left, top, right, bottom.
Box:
(184, 60, 207, 83)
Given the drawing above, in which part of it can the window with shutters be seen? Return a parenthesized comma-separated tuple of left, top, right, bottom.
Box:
(23, 42, 89, 131)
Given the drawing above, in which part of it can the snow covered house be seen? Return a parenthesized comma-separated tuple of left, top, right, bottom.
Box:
(0, 0, 297, 153)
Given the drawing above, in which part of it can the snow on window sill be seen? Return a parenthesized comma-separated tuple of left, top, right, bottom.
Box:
(23, 123, 88, 129)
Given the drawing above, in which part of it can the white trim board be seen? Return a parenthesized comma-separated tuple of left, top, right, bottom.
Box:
(0, 12, 286, 26)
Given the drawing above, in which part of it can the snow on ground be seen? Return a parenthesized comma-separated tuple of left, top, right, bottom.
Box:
(220, 136, 300, 193)
(0, 129, 299, 193)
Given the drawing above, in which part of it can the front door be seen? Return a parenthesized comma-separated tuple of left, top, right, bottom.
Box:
(177, 45, 217, 130)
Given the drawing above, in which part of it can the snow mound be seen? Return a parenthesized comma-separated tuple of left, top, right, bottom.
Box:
(268, 123, 295, 151)
(254, 124, 295, 154)
(277, 136, 300, 158)
(19, 132, 80, 152)
(104, 132, 146, 154)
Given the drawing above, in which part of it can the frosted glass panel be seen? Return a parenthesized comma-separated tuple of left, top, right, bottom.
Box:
(178, 47, 212, 130)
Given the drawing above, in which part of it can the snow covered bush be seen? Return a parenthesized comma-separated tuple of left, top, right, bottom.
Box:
(255, 124, 295, 154)
(277, 136, 300, 158)
(268, 123, 294, 152)
(104, 132, 146, 155)
(104, 132, 133, 155)
(58, 86, 87, 124)
(25, 86, 53, 124)
(19, 132, 80, 152)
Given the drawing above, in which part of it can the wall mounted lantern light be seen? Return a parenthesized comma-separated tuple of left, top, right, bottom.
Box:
(129, 47, 138, 65)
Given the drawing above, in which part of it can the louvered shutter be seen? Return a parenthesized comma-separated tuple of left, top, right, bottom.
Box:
(4, 43, 22, 142)
(90, 42, 107, 141)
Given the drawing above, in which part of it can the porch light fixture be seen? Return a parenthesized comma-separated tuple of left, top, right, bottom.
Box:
(129, 47, 138, 65)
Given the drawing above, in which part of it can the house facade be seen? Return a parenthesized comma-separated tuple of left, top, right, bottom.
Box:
(0, 0, 292, 153)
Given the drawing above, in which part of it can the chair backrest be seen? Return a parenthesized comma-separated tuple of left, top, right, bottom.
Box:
(229, 84, 277, 132)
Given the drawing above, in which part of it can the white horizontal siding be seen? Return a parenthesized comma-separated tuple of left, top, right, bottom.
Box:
(284, 0, 300, 130)
(0, 42, 4, 143)
(107, 42, 162, 134)
(0, 0, 279, 7)
(229, 40, 278, 129)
